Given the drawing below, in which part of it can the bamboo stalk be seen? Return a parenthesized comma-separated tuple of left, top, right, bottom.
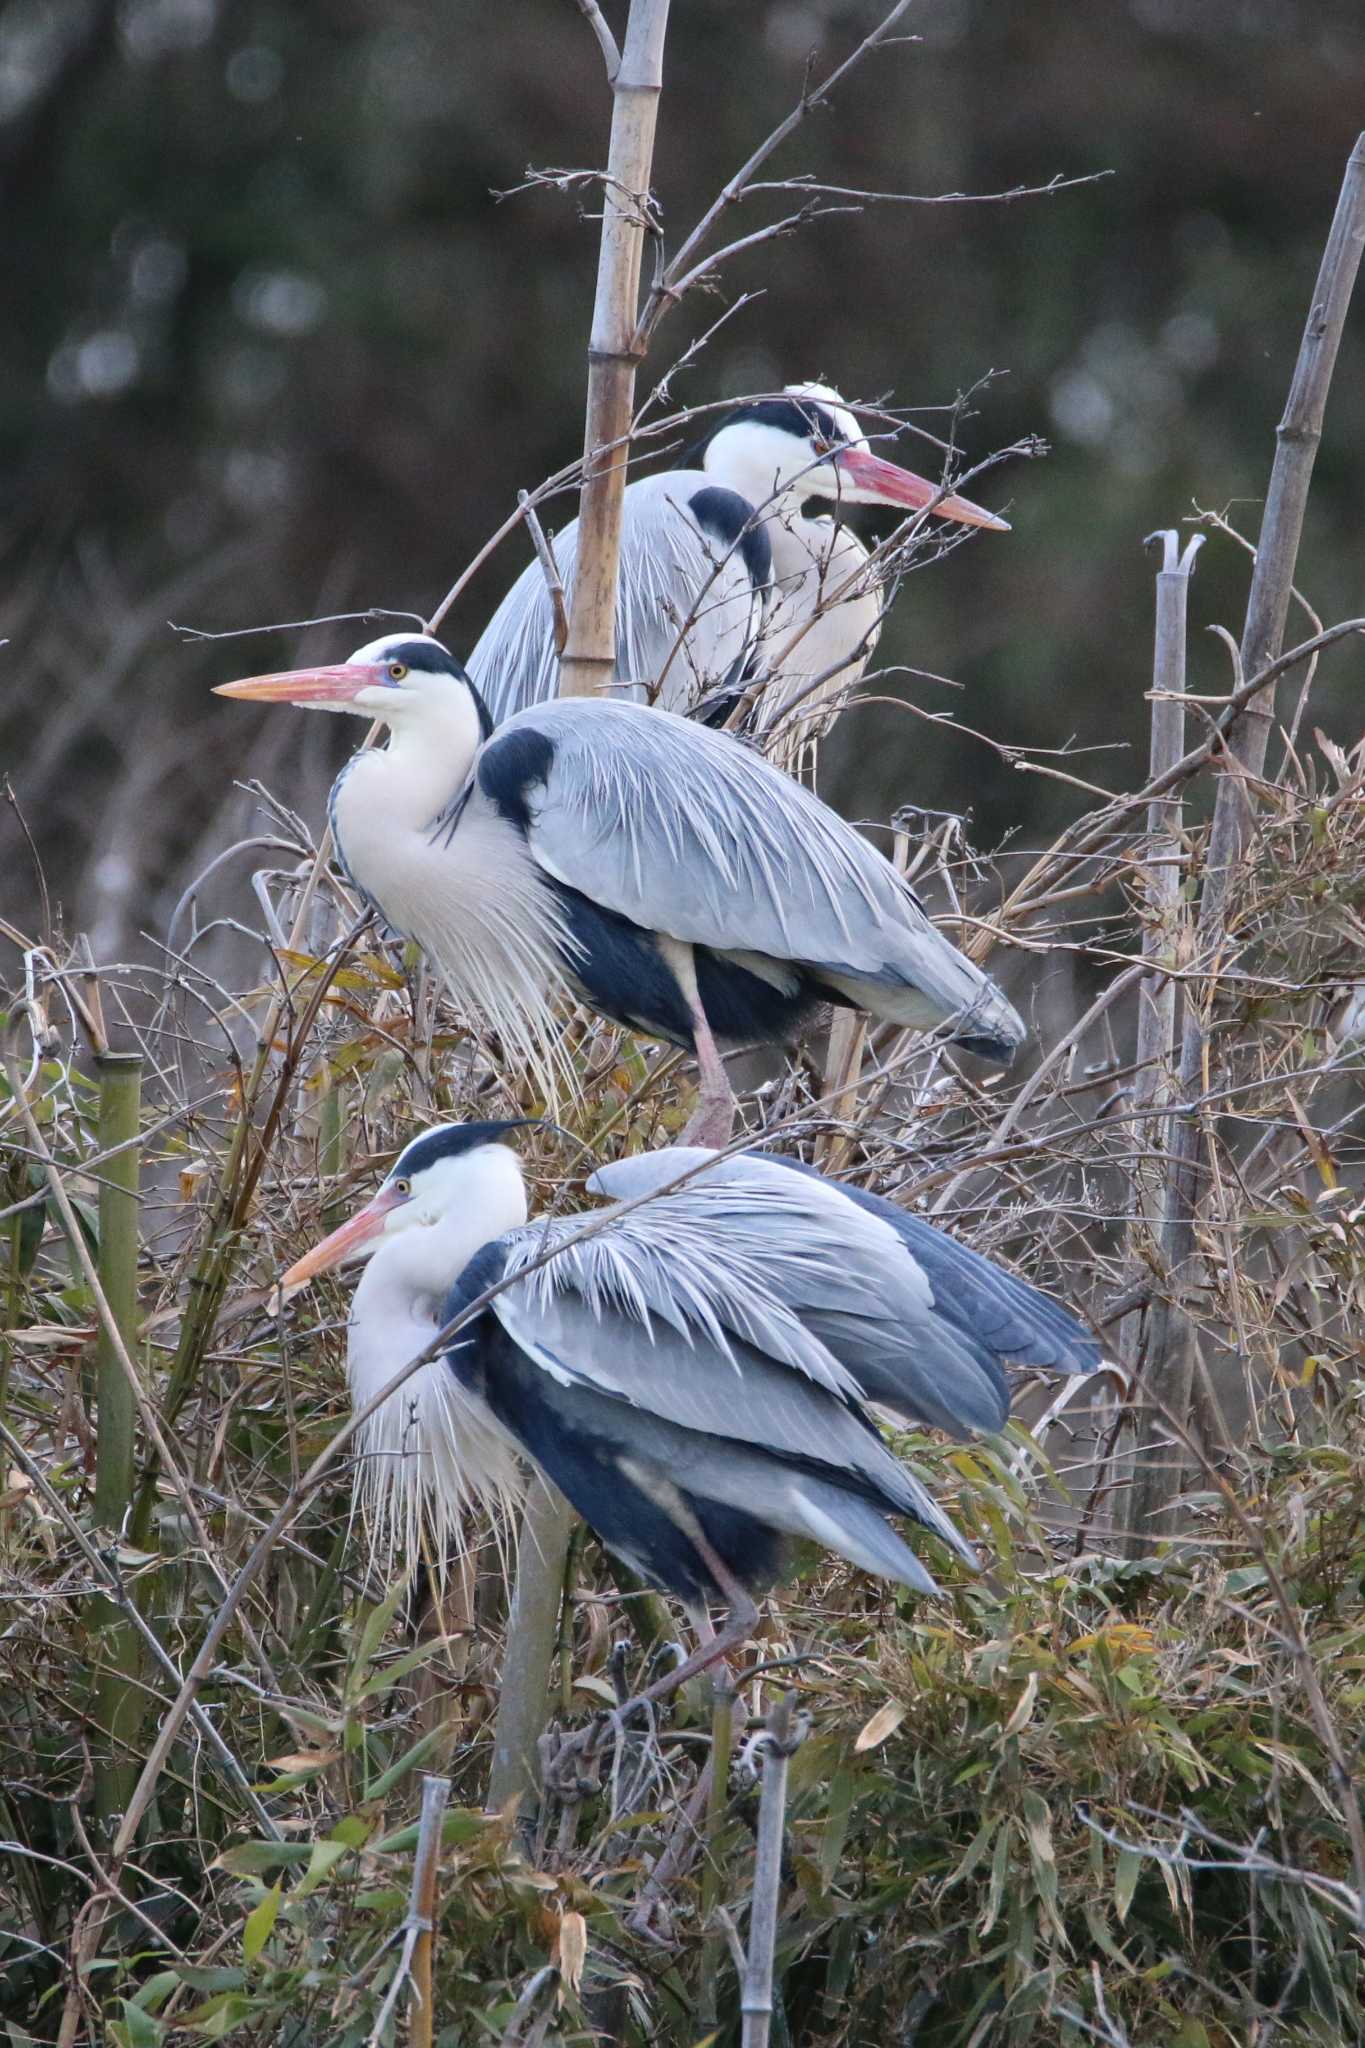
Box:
(318, 1071, 345, 1231)
(92, 1055, 143, 1530)
(486, 1475, 578, 1816)
(366, 1771, 451, 2048)
(1128, 136, 1365, 1546)
(698, 1681, 736, 2036)
(740, 1694, 806, 2048)
(486, 0, 673, 1823)
(89, 1051, 145, 1829)
(557, 0, 672, 697)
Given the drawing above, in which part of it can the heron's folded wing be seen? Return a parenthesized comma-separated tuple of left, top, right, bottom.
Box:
(466, 472, 766, 726)
(749, 1153, 1103, 1378)
(485, 1212, 975, 1563)
(587, 1148, 1099, 1430)
(488, 695, 971, 995)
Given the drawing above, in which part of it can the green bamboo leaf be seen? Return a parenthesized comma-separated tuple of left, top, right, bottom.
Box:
(184, 1992, 257, 2039)
(295, 1838, 353, 1897)
(242, 1883, 280, 1966)
(131, 1973, 180, 2015)
(944, 1816, 999, 1891)
(370, 1807, 488, 1856)
(979, 1821, 1011, 1938)
(363, 1723, 454, 1802)
(350, 1577, 411, 1681)
(108, 2009, 163, 2048)
(214, 1841, 312, 1877)
(1114, 1846, 1142, 1924)
(819, 1766, 858, 1888)
(354, 1638, 444, 1699)
(330, 1813, 373, 1848)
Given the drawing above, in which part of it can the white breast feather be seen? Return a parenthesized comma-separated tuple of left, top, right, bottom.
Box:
(334, 757, 578, 1102)
(347, 1308, 524, 1574)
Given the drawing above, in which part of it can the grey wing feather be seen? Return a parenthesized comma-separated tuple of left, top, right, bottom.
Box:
(490, 1211, 976, 1566)
(744, 1153, 1102, 1378)
(466, 471, 766, 725)
(588, 1149, 1098, 1431)
(501, 695, 1015, 1039)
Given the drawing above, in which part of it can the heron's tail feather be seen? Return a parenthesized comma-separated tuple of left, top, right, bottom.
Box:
(786, 1474, 963, 1595)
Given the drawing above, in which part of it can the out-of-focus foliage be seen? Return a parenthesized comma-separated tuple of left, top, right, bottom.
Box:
(2, 0, 1364, 948)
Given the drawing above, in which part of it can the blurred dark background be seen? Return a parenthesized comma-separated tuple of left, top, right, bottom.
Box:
(3, 0, 1363, 965)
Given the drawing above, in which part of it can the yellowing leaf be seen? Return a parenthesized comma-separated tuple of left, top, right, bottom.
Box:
(1070, 1624, 1156, 1662)
(242, 1884, 280, 1966)
(853, 1700, 907, 1753)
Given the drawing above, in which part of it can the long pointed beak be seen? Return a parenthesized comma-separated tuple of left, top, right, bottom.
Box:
(833, 447, 1010, 531)
(282, 1185, 407, 1288)
(213, 663, 381, 706)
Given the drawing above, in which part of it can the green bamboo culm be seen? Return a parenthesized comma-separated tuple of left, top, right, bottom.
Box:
(486, 1475, 578, 1816)
(88, 1051, 145, 1832)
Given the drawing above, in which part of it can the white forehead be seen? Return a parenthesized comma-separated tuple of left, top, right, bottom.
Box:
(784, 381, 865, 449)
(348, 630, 450, 664)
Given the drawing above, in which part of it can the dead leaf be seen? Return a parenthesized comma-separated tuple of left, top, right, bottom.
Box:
(1002, 1670, 1039, 1738)
(265, 1749, 340, 1775)
(853, 1699, 907, 1752)
(555, 1909, 587, 1999)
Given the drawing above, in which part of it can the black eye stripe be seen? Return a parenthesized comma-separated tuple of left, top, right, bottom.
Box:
(372, 638, 465, 676)
(679, 397, 848, 469)
(388, 1119, 535, 1181)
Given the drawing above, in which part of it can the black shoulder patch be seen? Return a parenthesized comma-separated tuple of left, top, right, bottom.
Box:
(476, 724, 556, 833)
(688, 485, 773, 595)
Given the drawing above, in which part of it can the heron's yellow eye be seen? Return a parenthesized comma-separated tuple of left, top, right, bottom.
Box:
(392, 1176, 412, 1197)
(387, 661, 409, 682)
(812, 436, 834, 456)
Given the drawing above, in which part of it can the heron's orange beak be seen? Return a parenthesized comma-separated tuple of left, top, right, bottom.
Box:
(832, 446, 1010, 531)
(282, 1184, 407, 1289)
(213, 662, 382, 706)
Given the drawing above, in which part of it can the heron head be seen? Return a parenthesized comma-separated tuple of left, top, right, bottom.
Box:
(281, 1121, 532, 1291)
(700, 381, 1008, 532)
(214, 632, 493, 737)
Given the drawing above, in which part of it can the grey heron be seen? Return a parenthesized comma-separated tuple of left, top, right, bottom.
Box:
(214, 633, 1025, 1144)
(467, 383, 1009, 768)
(282, 1121, 1099, 1700)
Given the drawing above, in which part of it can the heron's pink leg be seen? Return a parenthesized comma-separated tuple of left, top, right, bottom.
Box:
(657, 937, 737, 1147)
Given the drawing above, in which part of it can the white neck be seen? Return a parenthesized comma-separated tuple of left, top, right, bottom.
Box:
(338, 688, 482, 830)
(329, 689, 481, 935)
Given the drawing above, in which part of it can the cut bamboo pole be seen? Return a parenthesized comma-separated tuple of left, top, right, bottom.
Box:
(557, 0, 672, 697)
(1126, 135, 1365, 1547)
(1118, 534, 1198, 1546)
(89, 1051, 146, 1828)
(408, 1774, 450, 2048)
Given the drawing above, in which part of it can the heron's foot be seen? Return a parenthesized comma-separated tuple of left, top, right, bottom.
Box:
(541, 1698, 655, 1798)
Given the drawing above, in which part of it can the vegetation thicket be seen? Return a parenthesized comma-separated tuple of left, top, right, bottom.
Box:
(2, 8, 1364, 2044)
